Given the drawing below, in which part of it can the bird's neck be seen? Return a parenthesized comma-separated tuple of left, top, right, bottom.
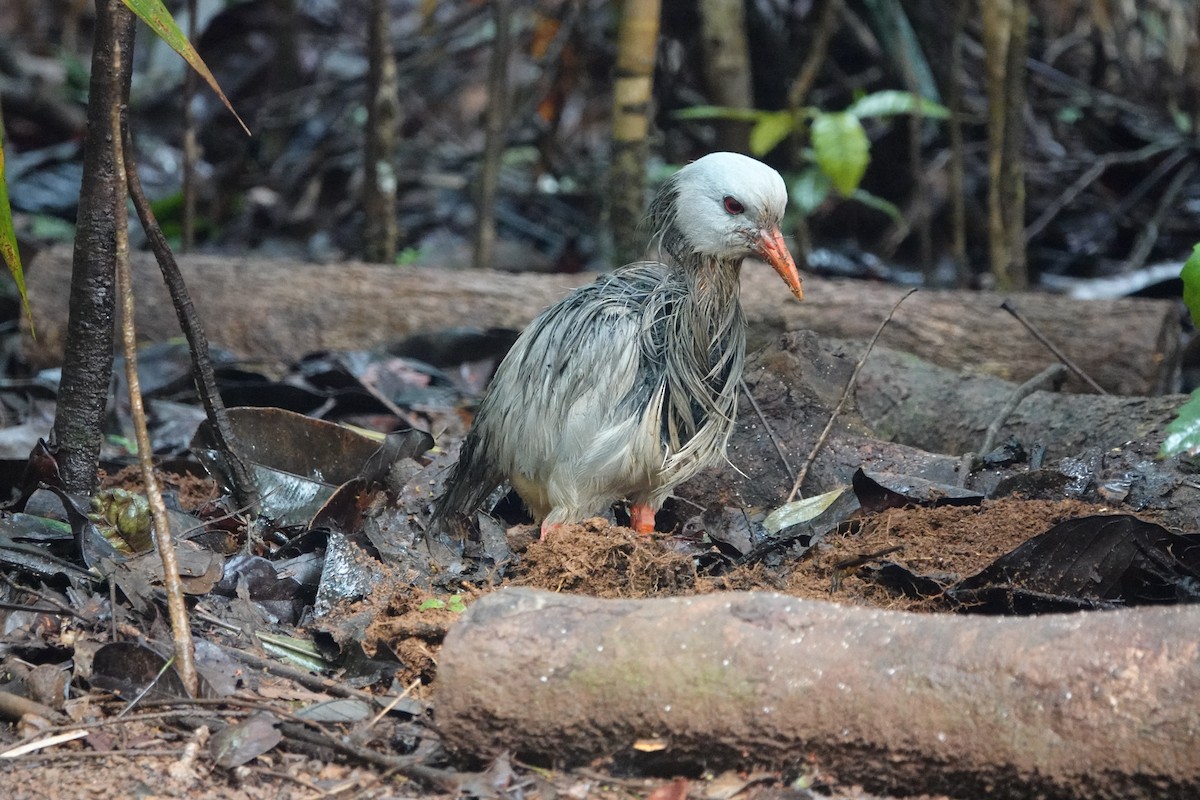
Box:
(658, 253, 747, 449)
(680, 253, 744, 324)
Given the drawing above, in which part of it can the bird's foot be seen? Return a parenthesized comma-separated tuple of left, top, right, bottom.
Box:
(629, 503, 656, 535)
(539, 520, 560, 540)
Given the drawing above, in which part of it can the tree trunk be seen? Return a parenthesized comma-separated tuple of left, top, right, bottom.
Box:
(609, 0, 661, 265)
(52, 0, 136, 493)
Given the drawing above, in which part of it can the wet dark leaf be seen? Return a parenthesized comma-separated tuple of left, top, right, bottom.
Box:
(210, 711, 282, 768)
(89, 640, 189, 702)
(950, 514, 1200, 614)
(193, 407, 389, 525)
(294, 698, 371, 722)
(386, 327, 518, 370)
(852, 468, 983, 513)
(860, 561, 956, 598)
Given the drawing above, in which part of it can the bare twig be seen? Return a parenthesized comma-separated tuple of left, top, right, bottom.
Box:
(948, 0, 969, 287)
(739, 378, 795, 483)
(999, 299, 1107, 394)
(891, 2, 932, 277)
(212, 639, 418, 710)
(786, 0, 844, 108)
(1106, 149, 1187, 228)
(1024, 139, 1180, 242)
(110, 42, 197, 696)
(181, 0, 197, 251)
(786, 289, 917, 502)
(955, 452, 974, 489)
(123, 123, 260, 513)
(977, 363, 1067, 457)
(0, 573, 92, 621)
(0, 690, 64, 725)
(1126, 160, 1197, 272)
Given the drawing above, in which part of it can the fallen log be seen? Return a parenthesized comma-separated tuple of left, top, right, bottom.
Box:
(434, 587, 1200, 800)
(21, 247, 1180, 395)
(679, 332, 1200, 531)
(855, 343, 1187, 460)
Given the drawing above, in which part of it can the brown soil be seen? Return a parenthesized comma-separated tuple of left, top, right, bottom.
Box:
(0, 494, 1140, 799)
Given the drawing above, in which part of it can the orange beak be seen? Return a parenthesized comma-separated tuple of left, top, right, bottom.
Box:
(755, 225, 804, 301)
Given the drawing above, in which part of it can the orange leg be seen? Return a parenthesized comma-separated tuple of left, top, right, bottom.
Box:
(629, 503, 656, 534)
(539, 520, 560, 540)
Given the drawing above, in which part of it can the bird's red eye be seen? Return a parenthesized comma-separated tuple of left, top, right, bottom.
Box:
(723, 196, 745, 215)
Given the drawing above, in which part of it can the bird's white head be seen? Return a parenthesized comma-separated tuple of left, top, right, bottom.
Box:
(651, 152, 803, 300)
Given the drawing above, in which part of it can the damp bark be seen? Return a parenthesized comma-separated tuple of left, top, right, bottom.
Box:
(435, 587, 1200, 800)
(52, 0, 136, 493)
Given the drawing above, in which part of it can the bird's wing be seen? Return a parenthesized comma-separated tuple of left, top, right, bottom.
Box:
(473, 265, 678, 508)
(433, 263, 679, 523)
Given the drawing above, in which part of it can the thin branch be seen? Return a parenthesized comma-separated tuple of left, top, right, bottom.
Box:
(739, 378, 795, 484)
(786, 0, 844, 108)
(123, 123, 260, 512)
(948, 0, 969, 286)
(999, 299, 1107, 394)
(110, 37, 198, 696)
(786, 289, 917, 502)
(181, 0, 197, 251)
(1023, 139, 1180, 242)
(977, 363, 1067, 457)
(1126, 160, 1196, 272)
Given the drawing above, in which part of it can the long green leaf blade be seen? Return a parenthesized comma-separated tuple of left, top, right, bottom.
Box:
(122, 0, 250, 136)
(672, 105, 770, 123)
(1181, 243, 1200, 327)
(846, 89, 949, 120)
(1160, 389, 1200, 458)
(0, 121, 35, 338)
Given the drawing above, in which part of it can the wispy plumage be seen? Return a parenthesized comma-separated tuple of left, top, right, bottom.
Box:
(433, 152, 803, 535)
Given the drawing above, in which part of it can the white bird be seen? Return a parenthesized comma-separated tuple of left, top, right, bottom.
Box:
(434, 152, 803, 536)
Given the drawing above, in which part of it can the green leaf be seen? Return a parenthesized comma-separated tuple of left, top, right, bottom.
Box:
(418, 598, 446, 611)
(121, 0, 250, 136)
(811, 112, 870, 196)
(671, 105, 770, 123)
(748, 111, 796, 157)
(849, 187, 903, 224)
(1181, 243, 1200, 326)
(845, 90, 949, 120)
(447, 595, 467, 613)
(791, 167, 831, 215)
(0, 120, 35, 338)
(1160, 389, 1200, 458)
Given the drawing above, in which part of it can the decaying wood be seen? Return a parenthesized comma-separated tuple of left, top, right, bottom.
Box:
(677, 332, 1200, 531)
(855, 343, 1188, 461)
(436, 587, 1200, 799)
(22, 247, 1180, 397)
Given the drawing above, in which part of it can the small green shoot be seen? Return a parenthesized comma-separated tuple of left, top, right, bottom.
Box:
(0, 119, 36, 338)
(419, 595, 467, 613)
(1160, 243, 1200, 459)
